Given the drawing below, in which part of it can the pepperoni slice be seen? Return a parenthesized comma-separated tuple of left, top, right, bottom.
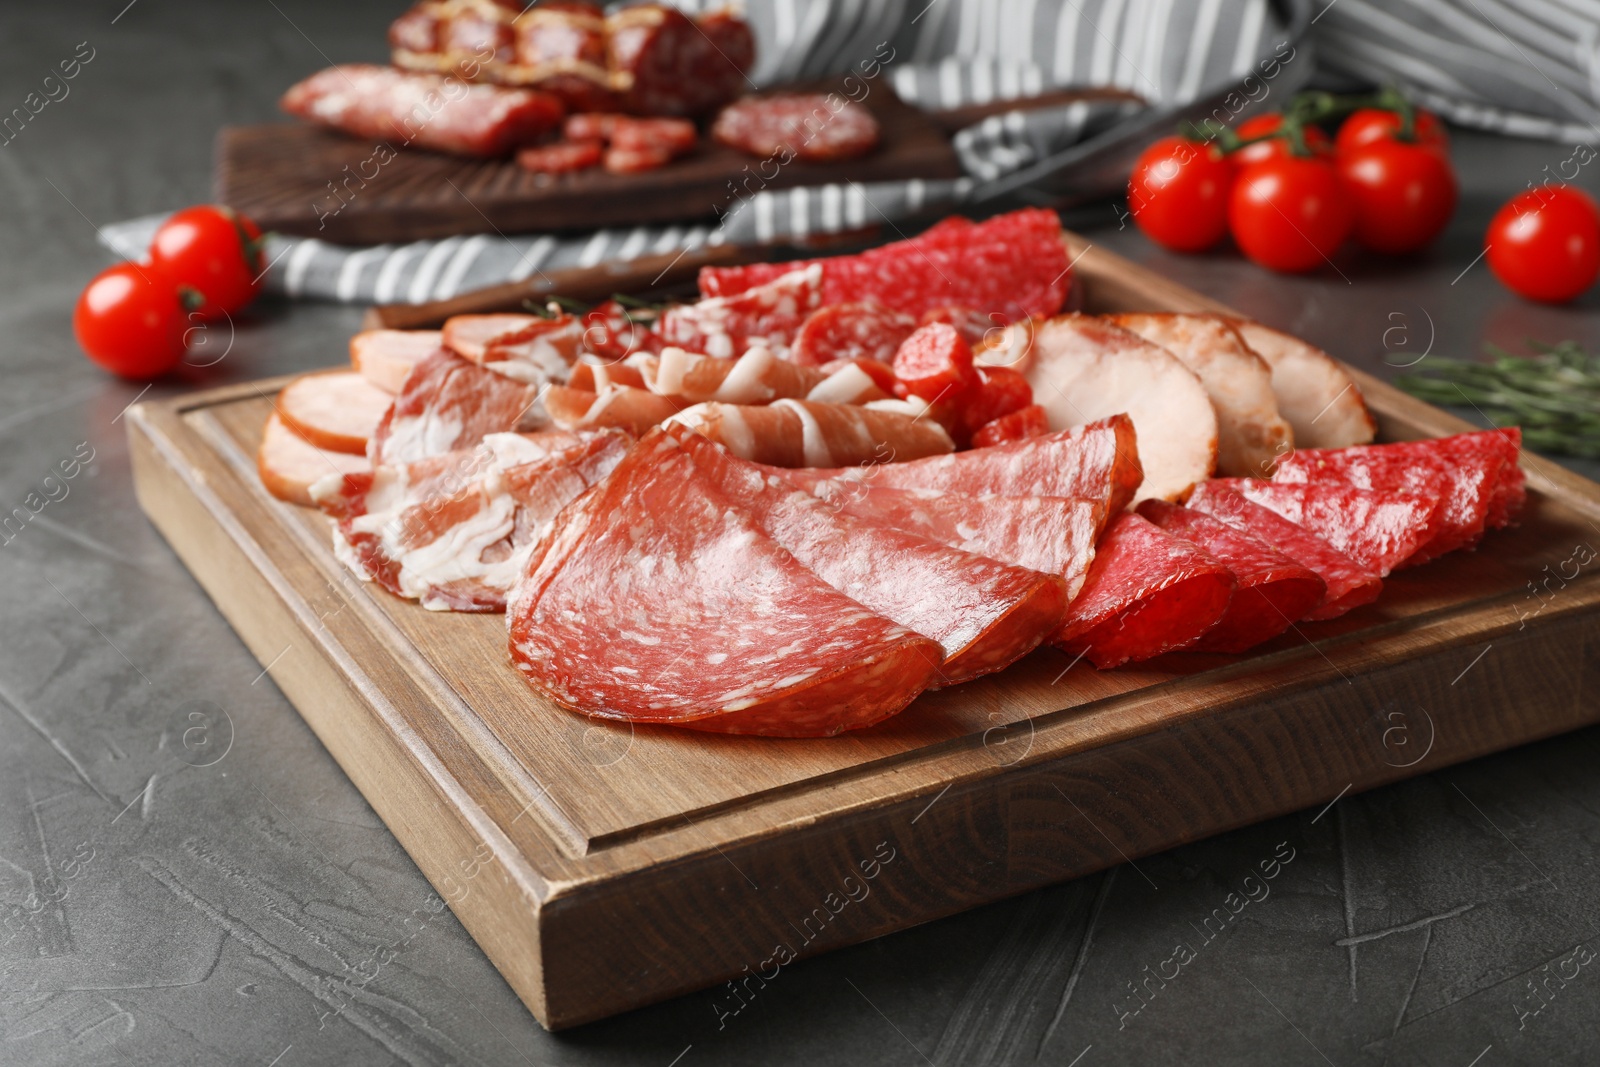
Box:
(1138, 500, 1326, 653)
(971, 404, 1049, 449)
(1209, 478, 1438, 577)
(1186, 481, 1382, 620)
(508, 429, 943, 736)
(516, 140, 604, 175)
(1054, 512, 1236, 669)
(277, 371, 395, 455)
(790, 302, 918, 368)
(711, 93, 881, 163)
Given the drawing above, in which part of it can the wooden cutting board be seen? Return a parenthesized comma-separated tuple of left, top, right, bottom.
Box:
(126, 238, 1600, 1030)
(214, 86, 965, 245)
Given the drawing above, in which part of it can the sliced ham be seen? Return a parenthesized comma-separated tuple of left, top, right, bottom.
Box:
(1186, 482, 1382, 620)
(1208, 478, 1439, 577)
(350, 330, 442, 394)
(1138, 500, 1326, 652)
(258, 412, 371, 507)
(507, 430, 944, 736)
(673, 429, 1068, 685)
(313, 431, 628, 612)
(1107, 313, 1294, 479)
(1226, 319, 1376, 449)
(370, 349, 548, 465)
(667, 399, 955, 468)
(277, 371, 395, 455)
(1054, 512, 1235, 669)
(1023, 314, 1216, 503)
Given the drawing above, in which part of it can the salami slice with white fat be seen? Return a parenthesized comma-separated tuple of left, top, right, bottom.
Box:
(507, 429, 943, 736)
(277, 371, 395, 455)
(350, 330, 442, 394)
(656, 265, 823, 360)
(258, 412, 371, 507)
(711, 94, 881, 163)
(673, 428, 1068, 686)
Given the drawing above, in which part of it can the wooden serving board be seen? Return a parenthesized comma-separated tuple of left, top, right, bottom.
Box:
(215, 87, 964, 245)
(127, 238, 1600, 1030)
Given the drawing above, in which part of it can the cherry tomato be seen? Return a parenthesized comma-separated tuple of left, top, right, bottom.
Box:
(1128, 136, 1234, 253)
(1485, 185, 1600, 303)
(1228, 157, 1354, 273)
(1335, 108, 1448, 158)
(1231, 114, 1333, 167)
(74, 262, 189, 378)
(148, 205, 263, 319)
(891, 323, 978, 403)
(1337, 141, 1458, 254)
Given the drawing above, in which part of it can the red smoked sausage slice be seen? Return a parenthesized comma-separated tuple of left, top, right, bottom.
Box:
(1207, 478, 1439, 577)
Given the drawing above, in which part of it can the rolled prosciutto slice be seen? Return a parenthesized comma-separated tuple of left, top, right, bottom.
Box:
(508, 430, 943, 736)
(667, 399, 955, 468)
(673, 428, 1068, 686)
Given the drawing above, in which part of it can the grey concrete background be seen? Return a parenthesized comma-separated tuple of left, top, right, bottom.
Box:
(1, 2, 1598, 1065)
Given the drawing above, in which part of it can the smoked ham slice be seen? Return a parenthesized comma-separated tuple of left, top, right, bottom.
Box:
(1227, 320, 1376, 449)
(667, 399, 954, 468)
(1208, 478, 1438, 576)
(351, 329, 442, 394)
(314, 431, 628, 611)
(1138, 500, 1325, 652)
(1186, 482, 1382, 620)
(258, 412, 371, 507)
(1107, 313, 1294, 479)
(1054, 512, 1235, 669)
(815, 416, 1142, 516)
(277, 371, 395, 455)
(507, 430, 944, 736)
(673, 429, 1068, 686)
(370, 349, 548, 465)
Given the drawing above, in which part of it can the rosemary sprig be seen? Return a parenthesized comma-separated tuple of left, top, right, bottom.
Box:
(1396, 340, 1600, 458)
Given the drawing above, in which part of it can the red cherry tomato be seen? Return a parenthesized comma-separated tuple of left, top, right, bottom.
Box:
(1485, 185, 1600, 303)
(1337, 141, 1458, 254)
(891, 323, 978, 403)
(1335, 108, 1448, 158)
(961, 365, 1034, 436)
(1228, 157, 1354, 273)
(1231, 114, 1333, 167)
(148, 205, 263, 319)
(1128, 136, 1234, 253)
(74, 262, 189, 379)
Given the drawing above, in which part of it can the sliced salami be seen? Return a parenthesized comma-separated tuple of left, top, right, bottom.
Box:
(258, 412, 371, 507)
(516, 140, 604, 175)
(790, 302, 918, 368)
(1054, 512, 1236, 669)
(674, 429, 1068, 685)
(603, 144, 674, 173)
(1186, 482, 1382, 620)
(711, 93, 881, 163)
(658, 265, 824, 359)
(1209, 478, 1439, 577)
(350, 329, 442, 394)
(370, 349, 548, 465)
(277, 371, 395, 455)
(611, 116, 696, 154)
(507, 430, 943, 736)
(1137, 500, 1326, 653)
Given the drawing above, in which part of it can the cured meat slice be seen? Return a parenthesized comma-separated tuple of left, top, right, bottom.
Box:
(1273, 429, 1519, 562)
(315, 431, 628, 612)
(1054, 512, 1235, 669)
(1209, 478, 1438, 577)
(441, 313, 581, 383)
(258, 412, 371, 507)
(803, 363, 893, 405)
(508, 430, 943, 736)
(1227, 319, 1377, 449)
(1025, 314, 1216, 503)
(1487, 429, 1526, 528)
(516, 140, 603, 174)
(790, 302, 918, 368)
(644, 345, 827, 405)
(657, 265, 823, 359)
(1108, 313, 1294, 478)
(1137, 500, 1326, 652)
(816, 416, 1143, 516)
(510, 3, 619, 112)
(279, 65, 564, 157)
(972, 317, 1039, 374)
(609, 4, 754, 117)
(350, 330, 442, 394)
(667, 399, 954, 468)
(604, 144, 673, 173)
(1186, 481, 1382, 620)
(580, 300, 665, 361)
(442, 313, 540, 361)
(544, 384, 685, 435)
(610, 116, 696, 154)
(711, 94, 882, 162)
(277, 371, 395, 455)
(799, 479, 1106, 600)
(370, 349, 547, 465)
(697, 208, 1071, 326)
(674, 430, 1067, 685)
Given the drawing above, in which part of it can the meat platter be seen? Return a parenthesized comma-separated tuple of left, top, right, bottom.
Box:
(126, 221, 1600, 1028)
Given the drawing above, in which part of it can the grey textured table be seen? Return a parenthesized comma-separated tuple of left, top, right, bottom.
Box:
(4, 3, 1600, 1065)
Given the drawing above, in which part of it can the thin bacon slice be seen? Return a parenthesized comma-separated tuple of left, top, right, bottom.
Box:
(508, 430, 944, 736)
(370, 349, 547, 465)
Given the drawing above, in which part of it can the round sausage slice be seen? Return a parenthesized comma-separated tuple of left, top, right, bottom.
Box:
(277, 371, 395, 455)
(258, 412, 370, 507)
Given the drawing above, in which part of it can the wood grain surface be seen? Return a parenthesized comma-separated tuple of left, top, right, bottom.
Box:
(126, 236, 1600, 1029)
